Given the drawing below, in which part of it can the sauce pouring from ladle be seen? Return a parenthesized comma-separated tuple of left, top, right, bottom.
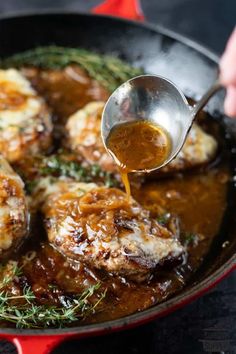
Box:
(101, 75, 223, 196)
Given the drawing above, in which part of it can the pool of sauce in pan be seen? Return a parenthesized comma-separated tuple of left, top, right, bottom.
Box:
(8, 65, 229, 326)
(106, 120, 172, 197)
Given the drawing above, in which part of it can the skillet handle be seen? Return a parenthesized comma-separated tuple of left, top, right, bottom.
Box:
(92, 0, 145, 21)
(1, 335, 66, 354)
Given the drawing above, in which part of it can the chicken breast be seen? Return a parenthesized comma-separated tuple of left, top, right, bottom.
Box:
(66, 101, 217, 174)
(37, 179, 184, 281)
(66, 101, 116, 172)
(160, 123, 218, 174)
(22, 65, 109, 121)
(0, 69, 52, 163)
(0, 155, 29, 259)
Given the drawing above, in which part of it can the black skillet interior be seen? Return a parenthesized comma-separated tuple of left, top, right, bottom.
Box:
(0, 12, 235, 297)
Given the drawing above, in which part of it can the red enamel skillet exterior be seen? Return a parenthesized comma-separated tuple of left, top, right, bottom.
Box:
(0, 1, 235, 353)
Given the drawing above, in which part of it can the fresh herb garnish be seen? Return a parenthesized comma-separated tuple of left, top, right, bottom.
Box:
(0, 264, 106, 328)
(0, 46, 143, 92)
(40, 155, 118, 187)
(183, 233, 198, 246)
(48, 284, 59, 291)
(41, 156, 87, 180)
(157, 213, 171, 226)
(25, 180, 38, 194)
(0, 284, 105, 328)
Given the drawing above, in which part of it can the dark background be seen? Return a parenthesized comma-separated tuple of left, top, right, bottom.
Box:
(0, 0, 235, 53)
(0, 1, 235, 353)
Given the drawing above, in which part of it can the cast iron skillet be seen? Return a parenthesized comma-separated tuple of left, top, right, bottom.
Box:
(0, 4, 235, 354)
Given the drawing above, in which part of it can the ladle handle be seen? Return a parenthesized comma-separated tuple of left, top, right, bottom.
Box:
(192, 79, 222, 118)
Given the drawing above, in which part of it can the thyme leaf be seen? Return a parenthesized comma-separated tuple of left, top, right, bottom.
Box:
(183, 233, 198, 246)
(0, 264, 106, 328)
(40, 155, 118, 187)
(157, 213, 171, 226)
(0, 46, 143, 92)
(25, 180, 38, 194)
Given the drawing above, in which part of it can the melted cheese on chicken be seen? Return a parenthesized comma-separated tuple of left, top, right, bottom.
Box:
(161, 123, 218, 173)
(39, 181, 185, 281)
(0, 69, 52, 162)
(0, 155, 28, 258)
(31, 177, 97, 210)
(66, 101, 115, 172)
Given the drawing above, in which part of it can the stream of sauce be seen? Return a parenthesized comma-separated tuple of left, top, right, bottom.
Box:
(106, 120, 172, 197)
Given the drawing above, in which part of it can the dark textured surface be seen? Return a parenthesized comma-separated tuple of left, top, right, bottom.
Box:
(142, 0, 235, 54)
(0, 1, 235, 354)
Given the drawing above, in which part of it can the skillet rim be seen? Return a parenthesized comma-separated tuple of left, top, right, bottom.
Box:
(0, 11, 234, 335)
(0, 10, 220, 62)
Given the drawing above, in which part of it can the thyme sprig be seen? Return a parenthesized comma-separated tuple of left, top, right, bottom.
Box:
(0, 283, 105, 328)
(0, 264, 106, 328)
(0, 46, 143, 92)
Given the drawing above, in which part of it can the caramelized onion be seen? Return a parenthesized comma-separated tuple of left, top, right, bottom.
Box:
(79, 187, 130, 213)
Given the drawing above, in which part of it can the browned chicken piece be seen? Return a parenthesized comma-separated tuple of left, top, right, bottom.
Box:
(36, 179, 184, 282)
(66, 102, 116, 172)
(0, 155, 29, 259)
(160, 123, 218, 173)
(22, 65, 109, 121)
(0, 69, 52, 163)
(66, 101, 217, 174)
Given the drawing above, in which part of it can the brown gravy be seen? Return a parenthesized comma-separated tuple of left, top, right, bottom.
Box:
(106, 120, 172, 196)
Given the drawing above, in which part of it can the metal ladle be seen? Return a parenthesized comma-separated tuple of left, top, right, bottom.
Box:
(101, 75, 222, 172)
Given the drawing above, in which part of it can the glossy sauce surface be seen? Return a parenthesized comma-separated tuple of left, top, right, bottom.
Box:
(107, 120, 172, 172)
(106, 120, 172, 196)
